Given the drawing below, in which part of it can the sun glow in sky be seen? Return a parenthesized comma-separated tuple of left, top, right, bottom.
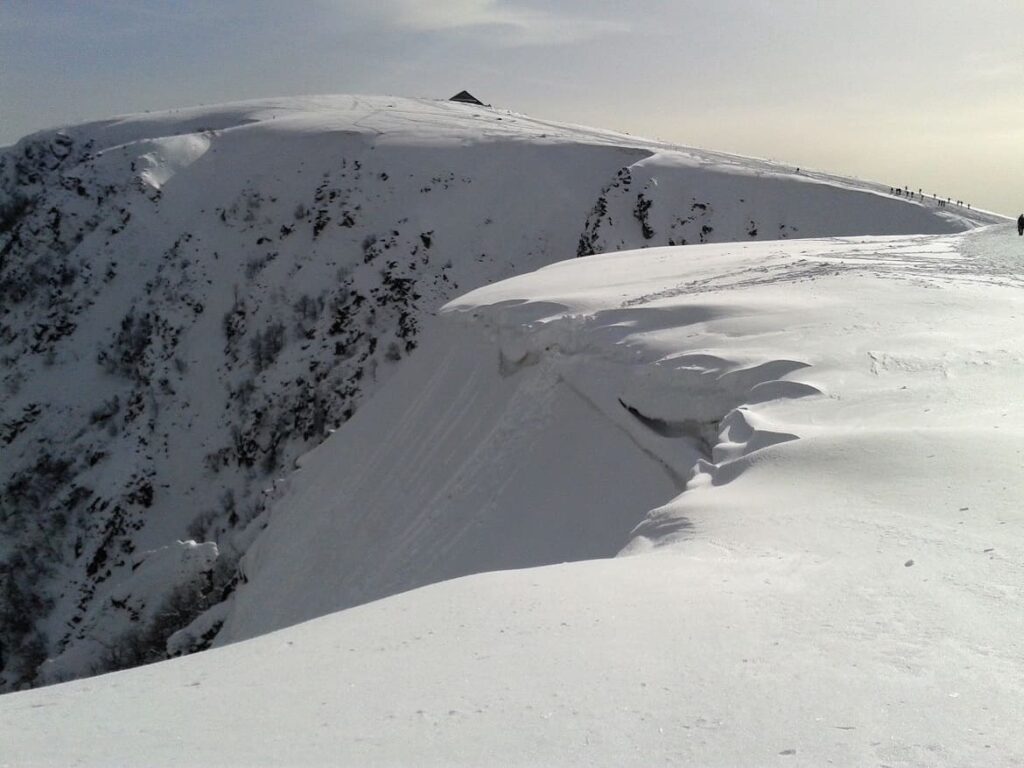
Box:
(3, 0, 1021, 214)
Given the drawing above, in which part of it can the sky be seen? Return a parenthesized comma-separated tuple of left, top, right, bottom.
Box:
(2, 0, 1022, 215)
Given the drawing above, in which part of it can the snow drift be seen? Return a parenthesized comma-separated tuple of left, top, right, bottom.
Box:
(3, 225, 1023, 767)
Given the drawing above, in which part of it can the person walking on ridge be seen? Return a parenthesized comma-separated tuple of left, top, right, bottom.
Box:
(1018, 213, 1024, 236)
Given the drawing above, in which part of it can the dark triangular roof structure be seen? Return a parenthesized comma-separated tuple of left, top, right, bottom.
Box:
(450, 90, 487, 106)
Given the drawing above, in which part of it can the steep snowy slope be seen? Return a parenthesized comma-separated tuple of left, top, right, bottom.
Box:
(0, 94, 1003, 689)
(3, 226, 1022, 767)
(218, 223, 1024, 645)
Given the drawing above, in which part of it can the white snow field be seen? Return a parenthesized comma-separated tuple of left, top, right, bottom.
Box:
(3, 223, 1023, 767)
(1, 94, 1002, 690)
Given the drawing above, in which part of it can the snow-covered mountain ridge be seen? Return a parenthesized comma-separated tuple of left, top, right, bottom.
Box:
(3, 226, 1022, 767)
(0, 94, 1003, 689)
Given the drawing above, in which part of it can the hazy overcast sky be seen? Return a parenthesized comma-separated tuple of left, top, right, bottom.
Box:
(3, 1, 1021, 214)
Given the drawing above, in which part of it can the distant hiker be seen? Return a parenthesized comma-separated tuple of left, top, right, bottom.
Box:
(1017, 214, 1024, 236)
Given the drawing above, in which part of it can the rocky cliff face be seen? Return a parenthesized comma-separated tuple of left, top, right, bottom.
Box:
(0, 95, 996, 689)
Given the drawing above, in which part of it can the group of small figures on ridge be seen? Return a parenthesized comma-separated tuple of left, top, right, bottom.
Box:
(886, 183, 1024, 237)
(889, 185, 970, 210)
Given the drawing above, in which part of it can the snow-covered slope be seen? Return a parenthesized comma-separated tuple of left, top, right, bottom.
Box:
(218, 223, 1024, 644)
(0, 94, 1004, 689)
(3, 225, 1022, 767)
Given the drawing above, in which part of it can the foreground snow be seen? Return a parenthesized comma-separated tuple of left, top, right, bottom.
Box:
(3, 225, 1023, 766)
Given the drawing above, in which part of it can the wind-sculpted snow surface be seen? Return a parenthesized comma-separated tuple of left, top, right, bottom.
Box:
(0, 94, 1005, 689)
(220, 227, 1024, 644)
(4, 227, 1024, 767)
(219, 270, 827, 642)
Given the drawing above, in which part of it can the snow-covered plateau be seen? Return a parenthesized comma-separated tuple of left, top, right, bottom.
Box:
(1, 94, 1020, 766)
